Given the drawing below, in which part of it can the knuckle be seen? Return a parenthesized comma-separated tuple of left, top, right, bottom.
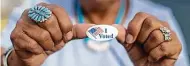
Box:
(163, 22, 169, 26)
(150, 30, 163, 42)
(150, 55, 159, 62)
(159, 44, 166, 52)
(28, 41, 39, 49)
(62, 22, 73, 33)
(67, 24, 73, 30)
(67, 24, 73, 31)
(17, 19, 24, 24)
(37, 2, 47, 6)
(11, 20, 26, 42)
(51, 4, 65, 12)
(10, 31, 17, 41)
(10, 29, 22, 41)
(162, 22, 172, 29)
(128, 23, 137, 33)
(52, 29, 62, 41)
(29, 40, 38, 46)
(136, 12, 149, 18)
(177, 43, 182, 52)
(40, 31, 50, 40)
(144, 17, 154, 28)
(62, 20, 73, 33)
(127, 23, 133, 30)
(64, 23, 73, 33)
(22, 9, 29, 16)
(62, 23, 73, 33)
(174, 38, 182, 52)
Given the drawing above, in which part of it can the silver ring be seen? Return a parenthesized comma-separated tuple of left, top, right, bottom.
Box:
(160, 27, 171, 41)
(28, 6, 52, 23)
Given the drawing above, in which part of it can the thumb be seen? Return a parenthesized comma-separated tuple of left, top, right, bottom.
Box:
(112, 24, 127, 44)
(112, 24, 134, 51)
(113, 25, 146, 61)
(65, 24, 95, 41)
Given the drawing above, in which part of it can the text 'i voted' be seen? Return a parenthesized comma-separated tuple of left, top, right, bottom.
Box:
(86, 25, 118, 41)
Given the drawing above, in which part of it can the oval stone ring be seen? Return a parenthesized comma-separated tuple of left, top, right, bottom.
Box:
(28, 6, 52, 23)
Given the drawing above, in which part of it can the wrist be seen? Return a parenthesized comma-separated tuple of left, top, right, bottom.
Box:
(8, 50, 25, 66)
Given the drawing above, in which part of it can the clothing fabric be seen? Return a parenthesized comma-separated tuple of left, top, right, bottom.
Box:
(1, 19, 8, 32)
(1, 0, 189, 66)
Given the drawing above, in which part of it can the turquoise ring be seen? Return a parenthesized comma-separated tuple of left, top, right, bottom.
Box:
(28, 6, 52, 23)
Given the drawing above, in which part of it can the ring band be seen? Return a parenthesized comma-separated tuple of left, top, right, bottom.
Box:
(160, 27, 171, 41)
(28, 6, 52, 23)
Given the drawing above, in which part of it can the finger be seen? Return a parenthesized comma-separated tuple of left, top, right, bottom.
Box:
(67, 24, 95, 41)
(112, 24, 134, 51)
(37, 14, 62, 43)
(149, 58, 176, 66)
(126, 12, 150, 43)
(46, 24, 93, 53)
(137, 17, 163, 44)
(24, 27, 54, 51)
(40, 3, 73, 35)
(35, 3, 62, 43)
(18, 16, 54, 51)
(148, 32, 181, 62)
(49, 40, 65, 53)
(144, 30, 164, 53)
(161, 22, 171, 29)
(45, 40, 65, 55)
(148, 43, 166, 62)
(11, 29, 43, 55)
(112, 24, 127, 44)
(127, 43, 146, 62)
(159, 59, 176, 66)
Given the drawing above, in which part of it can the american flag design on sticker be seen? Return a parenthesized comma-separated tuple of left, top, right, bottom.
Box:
(88, 27, 104, 39)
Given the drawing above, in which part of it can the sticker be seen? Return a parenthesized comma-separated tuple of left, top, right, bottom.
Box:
(86, 25, 118, 41)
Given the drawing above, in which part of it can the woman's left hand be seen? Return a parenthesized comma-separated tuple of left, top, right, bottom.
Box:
(116, 12, 182, 66)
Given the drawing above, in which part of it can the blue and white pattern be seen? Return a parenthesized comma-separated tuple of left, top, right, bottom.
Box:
(28, 6, 52, 22)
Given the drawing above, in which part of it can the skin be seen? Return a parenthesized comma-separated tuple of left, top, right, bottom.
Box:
(7, 0, 181, 66)
(1, 47, 5, 66)
(79, 0, 121, 24)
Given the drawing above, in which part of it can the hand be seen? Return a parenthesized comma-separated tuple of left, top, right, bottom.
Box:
(9, 3, 92, 66)
(116, 12, 182, 66)
(1, 47, 5, 66)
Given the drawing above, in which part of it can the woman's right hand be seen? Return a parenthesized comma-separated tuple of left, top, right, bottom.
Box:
(9, 3, 92, 66)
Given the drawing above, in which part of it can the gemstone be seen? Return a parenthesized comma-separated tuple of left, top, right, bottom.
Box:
(28, 6, 51, 23)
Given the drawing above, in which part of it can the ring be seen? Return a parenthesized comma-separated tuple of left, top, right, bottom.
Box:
(28, 6, 52, 23)
(160, 27, 171, 41)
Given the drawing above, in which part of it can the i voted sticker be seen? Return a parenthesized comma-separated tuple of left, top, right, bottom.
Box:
(86, 25, 118, 41)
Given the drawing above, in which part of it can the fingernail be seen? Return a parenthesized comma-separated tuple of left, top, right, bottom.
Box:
(126, 34, 133, 43)
(65, 31, 73, 41)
